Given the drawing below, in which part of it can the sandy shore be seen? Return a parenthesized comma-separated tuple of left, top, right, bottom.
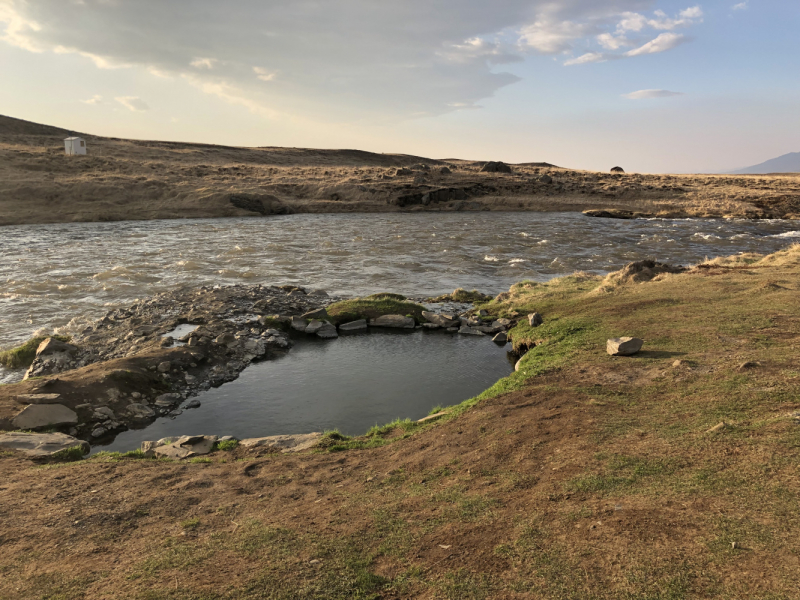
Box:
(2, 114, 799, 226)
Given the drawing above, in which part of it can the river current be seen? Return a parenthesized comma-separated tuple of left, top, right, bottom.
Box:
(1, 212, 798, 351)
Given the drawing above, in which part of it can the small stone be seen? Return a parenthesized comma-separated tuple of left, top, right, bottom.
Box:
(290, 317, 307, 332)
(215, 333, 236, 345)
(370, 315, 415, 329)
(421, 311, 460, 328)
(13, 393, 62, 406)
(157, 361, 172, 373)
(126, 403, 155, 420)
(606, 337, 644, 356)
(528, 313, 543, 327)
(92, 406, 116, 421)
(305, 320, 324, 334)
(706, 421, 728, 434)
(91, 427, 107, 438)
(154, 393, 182, 407)
(458, 326, 485, 336)
(492, 332, 508, 344)
(317, 322, 338, 339)
(185, 400, 201, 409)
(422, 323, 440, 330)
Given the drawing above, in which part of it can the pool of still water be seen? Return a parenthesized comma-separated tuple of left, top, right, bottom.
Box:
(97, 329, 515, 453)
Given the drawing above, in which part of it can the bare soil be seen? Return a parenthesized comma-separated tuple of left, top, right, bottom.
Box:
(3, 114, 800, 226)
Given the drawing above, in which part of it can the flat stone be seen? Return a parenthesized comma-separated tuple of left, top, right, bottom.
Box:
(154, 393, 182, 407)
(607, 337, 644, 356)
(316, 322, 339, 339)
(14, 393, 63, 405)
(218, 435, 237, 442)
(126, 403, 155, 420)
(491, 318, 513, 329)
(12, 404, 78, 430)
(308, 289, 329, 297)
(290, 317, 307, 332)
(339, 319, 368, 332)
(458, 326, 485, 336)
(422, 323, 441, 330)
(370, 315, 415, 329)
(185, 400, 201, 409)
(302, 307, 329, 320)
(92, 406, 116, 421)
(154, 434, 218, 459)
(492, 332, 508, 344)
(0, 432, 89, 457)
(91, 427, 107, 438)
(528, 313, 543, 327)
(239, 432, 323, 453)
(305, 319, 324, 334)
(157, 361, 172, 373)
(421, 311, 460, 328)
(243, 338, 266, 355)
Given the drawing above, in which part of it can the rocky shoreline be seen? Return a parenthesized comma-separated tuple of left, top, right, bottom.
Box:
(0, 283, 520, 457)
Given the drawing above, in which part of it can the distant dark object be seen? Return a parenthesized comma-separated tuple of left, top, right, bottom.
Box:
(517, 162, 558, 168)
(229, 194, 291, 215)
(539, 174, 553, 184)
(439, 166, 452, 175)
(611, 166, 625, 173)
(480, 161, 512, 174)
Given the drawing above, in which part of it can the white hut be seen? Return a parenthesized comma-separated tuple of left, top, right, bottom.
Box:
(64, 137, 87, 156)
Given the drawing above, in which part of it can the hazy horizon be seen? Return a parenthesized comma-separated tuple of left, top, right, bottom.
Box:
(1, 0, 798, 173)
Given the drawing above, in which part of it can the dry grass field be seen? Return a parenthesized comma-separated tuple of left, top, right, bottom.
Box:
(2, 114, 799, 226)
(2, 245, 799, 599)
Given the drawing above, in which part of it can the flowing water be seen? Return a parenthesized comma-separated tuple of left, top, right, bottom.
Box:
(2, 212, 798, 351)
(96, 329, 514, 453)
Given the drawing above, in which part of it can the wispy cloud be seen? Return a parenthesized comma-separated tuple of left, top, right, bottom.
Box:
(115, 96, 150, 112)
(81, 94, 104, 105)
(623, 89, 684, 99)
(626, 32, 688, 57)
(190, 57, 218, 69)
(732, 2, 748, 10)
(253, 67, 277, 82)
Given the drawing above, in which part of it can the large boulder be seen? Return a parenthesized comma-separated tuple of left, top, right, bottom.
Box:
(0, 432, 89, 457)
(11, 404, 78, 430)
(528, 313, 544, 327)
(607, 337, 644, 356)
(611, 166, 625, 173)
(480, 161, 512, 173)
(421, 311, 460, 328)
(239, 432, 323, 453)
(370, 315, 415, 329)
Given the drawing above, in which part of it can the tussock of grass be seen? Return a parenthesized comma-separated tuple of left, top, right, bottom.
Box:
(427, 288, 493, 303)
(325, 296, 425, 325)
(212, 439, 239, 452)
(50, 445, 86, 462)
(0, 335, 71, 369)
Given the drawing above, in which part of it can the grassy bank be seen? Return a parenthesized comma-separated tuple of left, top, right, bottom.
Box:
(2, 246, 800, 599)
(0, 335, 71, 369)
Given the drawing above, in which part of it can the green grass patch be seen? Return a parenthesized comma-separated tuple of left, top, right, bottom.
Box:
(50, 445, 86, 462)
(181, 518, 200, 530)
(325, 296, 425, 325)
(91, 449, 149, 461)
(212, 439, 239, 452)
(0, 335, 72, 369)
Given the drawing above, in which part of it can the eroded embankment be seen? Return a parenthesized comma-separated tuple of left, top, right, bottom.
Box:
(2, 245, 800, 599)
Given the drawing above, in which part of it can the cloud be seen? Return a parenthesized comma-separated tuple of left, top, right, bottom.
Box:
(623, 89, 684, 99)
(81, 94, 104, 105)
(253, 67, 276, 82)
(626, 32, 687, 56)
(564, 52, 609, 66)
(190, 57, 218, 69)
(732, 2, 748, 10)
(0, 1, 706, 121)
(115, 96, 150, 112)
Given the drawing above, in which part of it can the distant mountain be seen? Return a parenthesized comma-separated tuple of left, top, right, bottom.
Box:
(731, 152, 800, 174)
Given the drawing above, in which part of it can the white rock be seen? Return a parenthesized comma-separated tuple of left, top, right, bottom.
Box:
(239, 432, 323, 453)
(606, 337, 644, 356)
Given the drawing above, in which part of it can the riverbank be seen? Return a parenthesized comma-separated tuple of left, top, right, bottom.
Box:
(1, 245, 799, 598)
(3, 114, 800, 225)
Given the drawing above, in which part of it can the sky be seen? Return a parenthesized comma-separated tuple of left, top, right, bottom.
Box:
(0, 0, 798, 173)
